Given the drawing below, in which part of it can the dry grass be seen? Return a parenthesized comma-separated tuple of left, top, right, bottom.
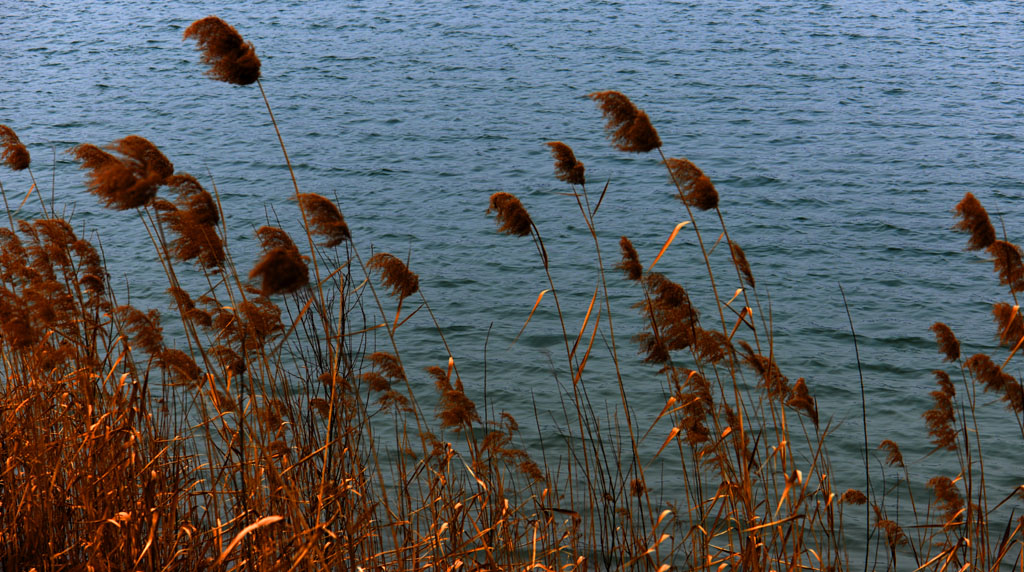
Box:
(0, 19, 1021, 572)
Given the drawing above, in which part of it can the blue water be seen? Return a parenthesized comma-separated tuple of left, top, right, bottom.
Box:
(4, 0, 1023, 552)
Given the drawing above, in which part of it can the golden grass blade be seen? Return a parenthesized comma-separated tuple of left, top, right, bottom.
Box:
(394, 303, 423, 331)
(649, 427, 681, 464)
(641, 396, 678, 443)
(707, 231, 725, 256)
(16, 182, 35, 210)
(1000, 331, 1024, 369)
(648, 221, 691, 271)
(743, 513, 804, 533)
(215, 515, 284, 565)
(572, 306, 601, 385)
(512, 289, 550, 345)
(569, 284, 600, 361)
(725, 288, 743, 307)
(592, 177, 611, 216)
(728, 307, 752, 341)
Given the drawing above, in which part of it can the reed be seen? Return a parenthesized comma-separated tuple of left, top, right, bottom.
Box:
(0, 17, 1021, 572)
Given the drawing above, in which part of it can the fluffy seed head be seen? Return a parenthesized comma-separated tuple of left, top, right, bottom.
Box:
(665, 157, 718, 210)
(297, 193, 350, 247)
(589, 91, 662, 153)
(487, 192, 533, 237)
(184, 16, 261, 85)
(249, 244, 309, 296)
(953, 192, 995, 251)
(71, 136, 173, 210)
(930, 322, 960, 362)
(546, 141, 585, 185)
(367, 252, 419, 300)
(0, 125, 30, 171)
(988, 240, 1024, 293)
(617, 236, 643, 282)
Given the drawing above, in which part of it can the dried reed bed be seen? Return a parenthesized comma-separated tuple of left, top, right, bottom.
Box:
(0, 17, 1021, 571)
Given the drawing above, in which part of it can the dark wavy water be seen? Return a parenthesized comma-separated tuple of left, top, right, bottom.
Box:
(4, 0, 1023, 528)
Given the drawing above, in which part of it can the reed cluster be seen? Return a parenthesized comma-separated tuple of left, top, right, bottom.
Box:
(0, 16, 1020, 571)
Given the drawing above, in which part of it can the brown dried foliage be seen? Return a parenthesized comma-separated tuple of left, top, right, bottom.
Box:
(297, 193, 350, 247)
(256, 225, 298, 252)
(878, 439, 904, 467)
(367, 252, 419, 300)
(730, 243, 755, 288)
(929, 322, 960, 362)
(487, 192, 533, 237)
(840, 489, 868, 505)
(953, 192, 995, 251)
(249, 246, 309, 296)
(617, 236, 643, 282)
(116, 305, 164, 357)
(993, 302, 1024, 347)
(665, 157, 718, 211)
(431, 365, 480, 431)
(71, 136, 174, 210)
(872, 505, 908, 547)
(546, 141, 585, 185)
(588, 90, 662, 153)
(0, 125, 30, 170)
(184, 16, 261, 85)
(787, 378, 819, 427)
(965, 353, 1024, 413)
(923, 370, 958, 451)
(987, 240, 1024, 293)
(927, 476, 965, 525)
(739, 340, 791, 401)
(634, 273, 699, 365)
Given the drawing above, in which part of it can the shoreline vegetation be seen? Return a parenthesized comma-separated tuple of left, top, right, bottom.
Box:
(1, 16, 1022, 571)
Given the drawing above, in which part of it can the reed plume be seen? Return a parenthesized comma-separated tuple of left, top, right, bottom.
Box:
(730, 243, 755, 288)
(929, 322, 960, 362)
(617, 236, 643, 282)
(249, 227, 309, 296)
(923, 370, 958, 451)
(993, 302, 1024, 347)
(367, 252, 419, 300)
(70, 136, 173, 210)
(546, 141, 585, 185)
(665, 157, 718, 211)
(0, 125, 30, 171)
(158, 173, 225, 268)
(840, 489, 868, 504)
(927, 476, 964, 525)
(588, 90, 661, 153)
(953, 192, 995, 251)
(878, 439, 904, 467)
(429, 365, 481, 431)
(788, 377, 819, 427)
(183, 16, 261, 86)
(487, 192, 533, 237)
(965, 353, 1024, 412)
(987, 239, 1024, 293)
(296, 193, 350, 247)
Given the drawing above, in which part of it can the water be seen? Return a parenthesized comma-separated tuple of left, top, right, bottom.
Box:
(3, 0, 1023, 554)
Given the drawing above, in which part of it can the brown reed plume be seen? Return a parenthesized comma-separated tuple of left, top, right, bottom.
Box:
(878, 439, 904, 467)
(428, 365, 481, 431)
(367, 252, 419, 300)
(588, 90, 661, 153)
(930, 322, 961, 362)
(617, 236, 643, 282)
(0, 125, 30, 171)
(664, 157, 718, 211)
(183, 16, 261, 86)
(993, 302, 1024, 346)
(70, 136, 173, 210)
(923, 370, 958, 451)
(987, 240, 1024, 293)
(487, 192, 533, 237)
(296, 193, 350, 247)
(840, 489, 868, 505)
(546, 141, 585, 185)
(730, 243, 755, 288)
(157, 173, 225, 268)
(965, 353, 1024, 413)
(788, 377, 819, 427)
(249, 227, 309, 296)
(927, 476, 965, 525)
(954, 192, 996, 251)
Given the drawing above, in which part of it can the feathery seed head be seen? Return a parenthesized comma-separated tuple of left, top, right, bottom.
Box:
(367, 252, 419, 300)
(930, 322, 960, 362)
(953, 192, 995, 251)
(0, 125, 30, 171)
(297, 193, 350, 247)
(665, 157, 718, 210)
(184, 16, 261, 85)
(589, 90, 661, 153)
(71, 136, 173, 210)
(487, 192, 533, 237)
(546, 141, 585, 185)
